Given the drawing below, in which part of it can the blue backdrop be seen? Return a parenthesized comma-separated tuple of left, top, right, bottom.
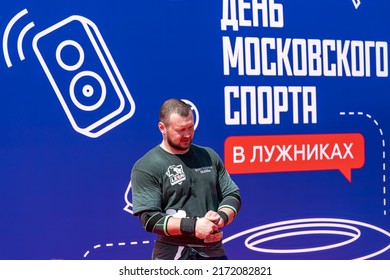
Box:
(1, 0, 389, 259)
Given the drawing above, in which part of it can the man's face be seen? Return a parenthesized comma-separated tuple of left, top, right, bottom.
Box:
(162, 112, 195, 153)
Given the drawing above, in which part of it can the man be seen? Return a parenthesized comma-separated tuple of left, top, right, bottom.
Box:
(131, 98, 241, 260)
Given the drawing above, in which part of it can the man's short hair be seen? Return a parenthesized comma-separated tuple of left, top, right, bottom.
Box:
(159, 98, 191, 126)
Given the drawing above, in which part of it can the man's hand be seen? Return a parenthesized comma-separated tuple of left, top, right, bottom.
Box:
(194, 217, 219, 239)
(204, 210, 225, 228)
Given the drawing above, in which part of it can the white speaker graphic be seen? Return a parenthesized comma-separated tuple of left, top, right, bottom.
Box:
(3, 9, 136, 138)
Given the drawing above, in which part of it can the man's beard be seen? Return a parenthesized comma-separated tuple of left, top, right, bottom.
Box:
(167, 136, 192, 152)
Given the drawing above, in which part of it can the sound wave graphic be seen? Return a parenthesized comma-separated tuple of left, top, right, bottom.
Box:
(3, 9, 35, 68)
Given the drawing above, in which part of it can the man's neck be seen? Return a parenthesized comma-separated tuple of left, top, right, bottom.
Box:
(160, 141, 189, 155)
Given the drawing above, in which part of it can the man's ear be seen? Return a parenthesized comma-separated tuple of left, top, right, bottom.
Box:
(158, 122, 165, 134)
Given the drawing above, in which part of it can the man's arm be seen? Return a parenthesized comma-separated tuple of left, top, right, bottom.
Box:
(205, 190, 241, 228)
(138, 211, 218, 239)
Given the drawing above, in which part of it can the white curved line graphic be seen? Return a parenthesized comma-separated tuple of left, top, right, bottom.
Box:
(123, 180, 133, 214)
(356, 244, 390, 260)
(17, 21, 35, 61)
(223, 218, 390, 259)
(247, 230, 357, 253)
(181, 99, 199, 130)
(244, 222, 361, 253)
(3, 9, 29, 67)
(352, 0, 361, 9)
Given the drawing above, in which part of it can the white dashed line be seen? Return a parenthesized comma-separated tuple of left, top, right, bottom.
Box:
(83, 240, 152, 258)
(340, 112, 387, 216)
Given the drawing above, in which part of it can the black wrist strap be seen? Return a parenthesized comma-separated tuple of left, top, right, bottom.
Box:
(217, 210, 229, 226)
(180, 217, 197, 236)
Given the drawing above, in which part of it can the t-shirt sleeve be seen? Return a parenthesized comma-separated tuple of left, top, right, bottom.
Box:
(131, 164, 163, 215)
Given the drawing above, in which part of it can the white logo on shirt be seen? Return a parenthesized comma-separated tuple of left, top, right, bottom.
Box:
(166, 165, 186, 186)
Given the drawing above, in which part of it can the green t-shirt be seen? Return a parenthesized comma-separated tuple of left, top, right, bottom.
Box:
(131, 144, 239, 219)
